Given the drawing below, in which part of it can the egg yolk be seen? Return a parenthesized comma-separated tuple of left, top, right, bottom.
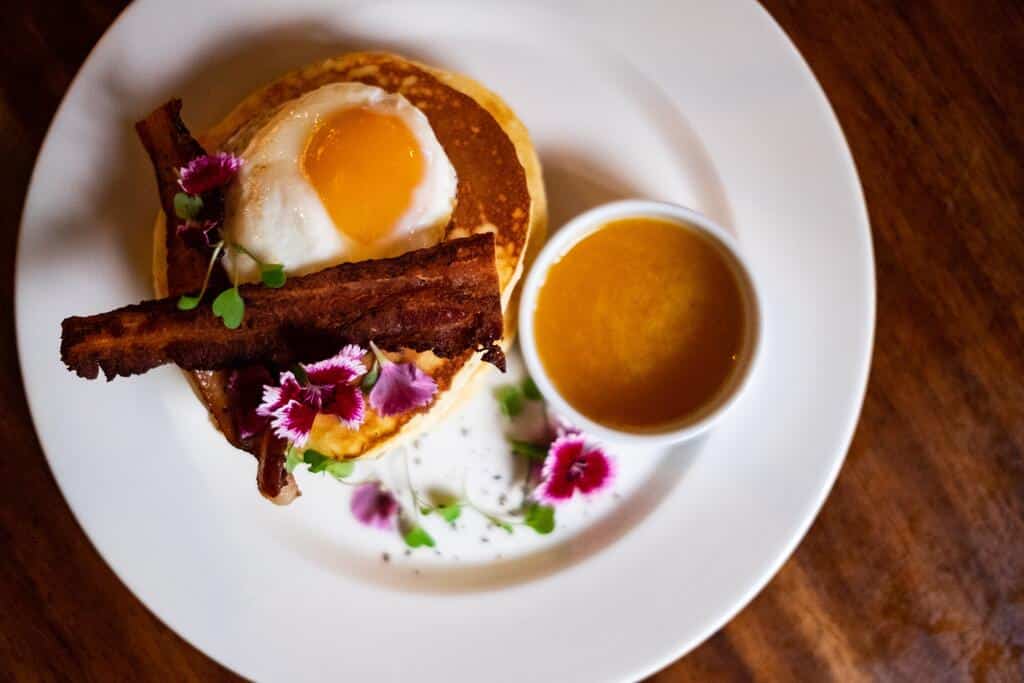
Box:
(301, 107, 425, 244)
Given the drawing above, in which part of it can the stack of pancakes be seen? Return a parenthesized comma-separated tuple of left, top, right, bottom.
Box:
(153, 52, 547, 459)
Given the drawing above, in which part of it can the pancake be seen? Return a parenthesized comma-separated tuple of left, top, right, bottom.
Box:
(154, 52, 547, 460)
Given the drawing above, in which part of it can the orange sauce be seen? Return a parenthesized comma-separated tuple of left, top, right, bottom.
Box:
(302, 107, 424, 243)
(533, 217, 746, 432)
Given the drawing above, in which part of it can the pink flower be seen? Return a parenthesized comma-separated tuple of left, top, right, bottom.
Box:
(535, 434, 615, 504)
(258, 345, 367, 447)
(178, 152, 243, 195)
(367, 343, 437, 417)
(350, 482, 398, 530)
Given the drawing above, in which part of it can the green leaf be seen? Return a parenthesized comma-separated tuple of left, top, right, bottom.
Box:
(325, 460, 354, 480)
(403, 526, 436, 548)
(173, 192, 203, 220)
(212, 287, 245, 329)
(302, 449, 330, 473)
(521, 377, 542, 401)
(260, 263, 286, 288)
(494, 385, 524, 418)
(284, 447, 303, 473)
(438, 503, 462, 524)
(493, 518, 514, 534)
(360, 360, 381, 392)
(510, 440, 548, 462)
(177, 294, 200, 310)
(419, 506, 433, 516)
(524, 503, 555, 535)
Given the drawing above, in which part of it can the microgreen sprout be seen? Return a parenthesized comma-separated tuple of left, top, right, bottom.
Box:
(284, 445, 357, 481)
(510, 439, 548, 461)
(494, 384, 524, 418)
(521, 376, 542, 401)
(212, 286, 245, 329)
(523, 502, 555, 534)
(231, 242, 286, 289)
(402, 525, 436, 548)
(176, 238, 286, 329)
(177, 240, 224, 311)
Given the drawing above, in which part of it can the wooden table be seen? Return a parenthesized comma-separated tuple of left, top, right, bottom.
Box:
(2, 2, 1021, 680)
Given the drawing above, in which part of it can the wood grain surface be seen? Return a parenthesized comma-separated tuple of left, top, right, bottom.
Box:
(2, 2, 1022, 681)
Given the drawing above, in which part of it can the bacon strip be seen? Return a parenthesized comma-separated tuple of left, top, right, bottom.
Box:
(135, 100, 229, 297)
(137, 100, 237, 438)
(137, 100, 293, 502)
(61, 233, 505, 380)
(257, 432, 300, 505)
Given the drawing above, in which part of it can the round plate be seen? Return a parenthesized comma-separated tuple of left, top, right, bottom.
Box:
(17, 1, 873, 681)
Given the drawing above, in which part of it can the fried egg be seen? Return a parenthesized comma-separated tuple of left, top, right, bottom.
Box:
(223, 82, 457, 282)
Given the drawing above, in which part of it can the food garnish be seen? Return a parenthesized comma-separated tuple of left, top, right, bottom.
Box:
(313, 375, 617, 549)
(284, 447, 354, 480)
(168, 151, 288, 328)
(178, 151, 243, 195)
(351, 483, 400, 530)
(258, 345, 368, 447)
(366, 341, 438, 417)
(494, 384, 525, 418)
(534, 433, 615, 504)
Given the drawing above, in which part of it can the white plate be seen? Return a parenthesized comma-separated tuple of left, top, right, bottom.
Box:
(17, 1, 873, 681)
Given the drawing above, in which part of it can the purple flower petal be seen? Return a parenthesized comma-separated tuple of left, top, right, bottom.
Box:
(258, 346, 372, 446)
(270, 399, 318, 447)
(574, 445, 615, 496)
(368, 362, 437, 417)
(257, 372, 301, 418)
(322, 384, 366, 430)
(297, 384, 326, 413)
(350, 482, 398, 530)
(178, 152, 243, 195)
(305, 345, 367, 386)
(535, 434, 615, 505)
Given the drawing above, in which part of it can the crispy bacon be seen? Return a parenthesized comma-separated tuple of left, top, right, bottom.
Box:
(137, 100, 294, 501)
(135, 100, 229, 297)
(61, 233, 505, 380)
(137, 100, 238, 438)
(257, 431, 300, 505)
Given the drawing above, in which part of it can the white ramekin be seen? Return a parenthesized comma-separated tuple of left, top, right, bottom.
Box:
(517, 199, 764, 447)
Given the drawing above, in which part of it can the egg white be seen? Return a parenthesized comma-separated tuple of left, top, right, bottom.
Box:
(222, 82, 457, 283)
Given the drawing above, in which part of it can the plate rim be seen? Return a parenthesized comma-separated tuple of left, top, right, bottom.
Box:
(15, 1, 876, 680)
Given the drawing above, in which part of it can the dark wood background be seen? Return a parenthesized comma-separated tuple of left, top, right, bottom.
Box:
(2, 2, 1021, 680)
